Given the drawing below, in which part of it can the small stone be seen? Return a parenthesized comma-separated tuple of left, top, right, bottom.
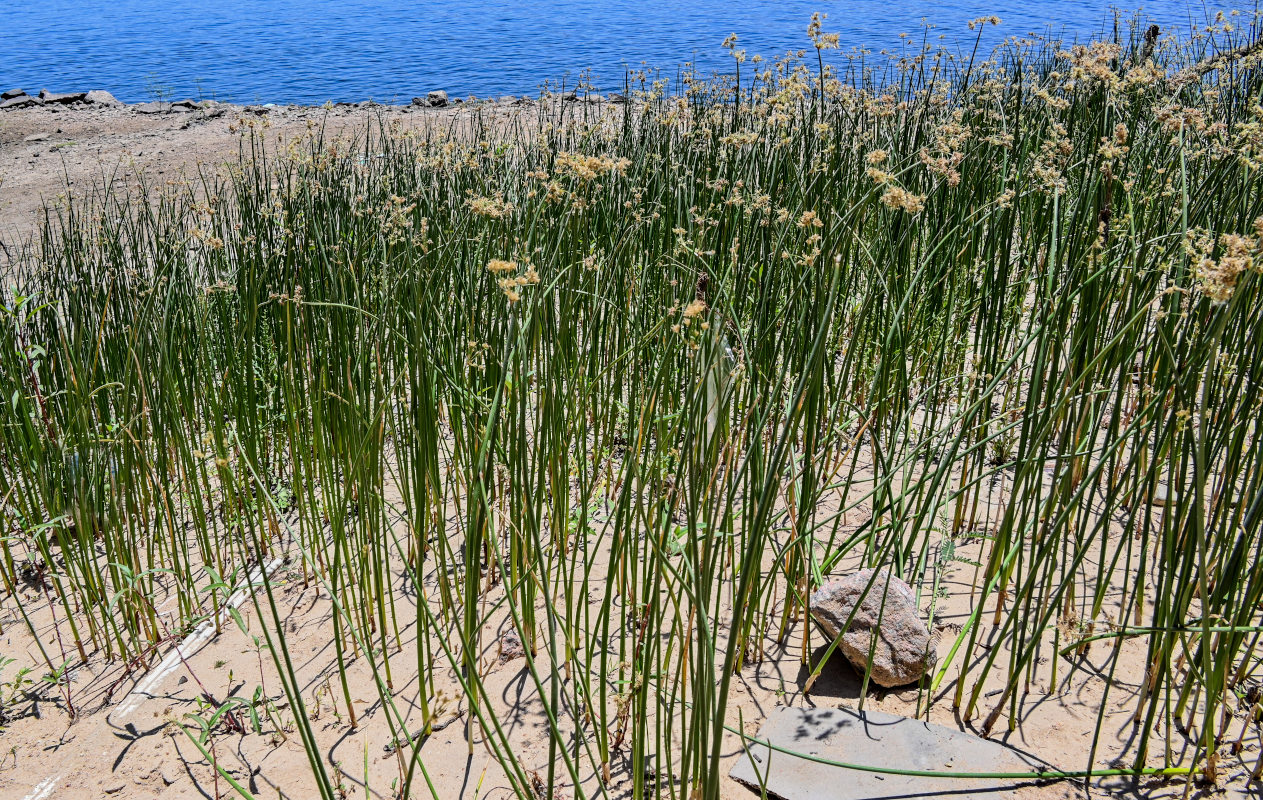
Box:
(497, 95, 517, 103)
(84, 90, 122, 106)
(561, 90, 578, 102)
(498, 628, 526, 664)
(39, 90, 85, 104)
(410, 96, 426, 106)
(103, 782, 126, 794)
(1, 89, 26, 100)
(426, 90, 448, 107)
(587, 94, 605, 103)
(244, 104, 269, 114)
(134, 101, 170, 114)
(23, 133, 50, 142)
(1150, 484, 1177, 507)
(810, 567, 937, 688)
(1, 95, 42, 109)
(170, 99, 197, 109)
(608, 92, 627, 103)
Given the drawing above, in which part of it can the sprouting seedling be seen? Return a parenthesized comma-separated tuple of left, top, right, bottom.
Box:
(0, 657, 34, 727)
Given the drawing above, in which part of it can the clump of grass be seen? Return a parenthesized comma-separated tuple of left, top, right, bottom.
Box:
(3, 9, 1263, 799)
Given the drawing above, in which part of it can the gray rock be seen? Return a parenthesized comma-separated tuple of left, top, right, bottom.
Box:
(561, 90, 578, 102)
(244, 105, 269, 114)
(39, 90, 86, 104)
(587, 94, 605, 103)
(410, 96, 426, 106)
(0, 95, 42, 109)
(84, 90, 122, 106)
(134, 101, 170, 114)
(810, 567, 936, 687)
(497, 95, 517, 103)
(170, 99, 197, 109)
(731, 706, 1047, 800)
(608, 92, 627, 103)
(23, 133, 50, 142)
(1, 89, 26, 100)
(426, 90, 448, 107)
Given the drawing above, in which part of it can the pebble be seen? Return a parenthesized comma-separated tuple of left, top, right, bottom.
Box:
(1150, 484, 1176, 507)
(498, 628, 526, 663)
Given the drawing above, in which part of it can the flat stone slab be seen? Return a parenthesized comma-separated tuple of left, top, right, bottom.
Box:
(731, 706, 1049, 800)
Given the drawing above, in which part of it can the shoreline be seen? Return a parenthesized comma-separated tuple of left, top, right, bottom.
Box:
(0, 86, 624, 112)
(0, 91, 618, 258)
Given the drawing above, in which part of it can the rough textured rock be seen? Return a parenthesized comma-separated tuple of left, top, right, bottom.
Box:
(811, 567, 936, 687)
(1, 89, 26, 100)
(39, 89, 86, 104)
(426, 90, 448, 107)
(134, 101, 171, 114)
(1, 95, 42, 109)
(84, 89, 122, 106)
(498, 628, 525, 664)
(608, 92, 627, 103)
(561, 90, 578, 102)
(197, 104, 228, 119)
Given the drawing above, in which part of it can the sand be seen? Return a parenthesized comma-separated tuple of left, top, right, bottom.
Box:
(0, 101, 1258, 800)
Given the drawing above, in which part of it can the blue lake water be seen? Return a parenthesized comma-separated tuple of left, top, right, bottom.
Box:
(0, 1, 1248, 104)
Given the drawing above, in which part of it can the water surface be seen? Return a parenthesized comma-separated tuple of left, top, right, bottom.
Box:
(0, 1, 1248, 104)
